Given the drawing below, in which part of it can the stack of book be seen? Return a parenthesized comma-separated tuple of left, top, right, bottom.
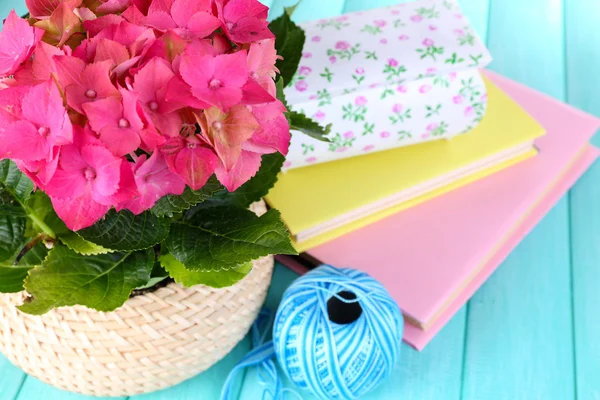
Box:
(266, 1, 599, 350)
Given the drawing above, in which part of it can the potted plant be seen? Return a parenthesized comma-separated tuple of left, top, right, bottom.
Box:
(0, 0, 326, 396)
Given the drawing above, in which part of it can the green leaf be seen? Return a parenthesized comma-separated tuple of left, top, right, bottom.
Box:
(161, 253, 252, 288)
(151, 177, 224, 218)
(166, 206, 296, 272)
(25, 192, 111, 255)
(0, 205, 26, 262)
(0, 242, 48, 293)
(134, 262, 169, 290)
(288, 111, 332, 142)
(19, 245, 155, 315)
(0, 160, 34, 204)
(0, 265, 32, 293)
(269, 8, 306, 86)
(77, 209, 170, 251)
(213, 153, 285, 208)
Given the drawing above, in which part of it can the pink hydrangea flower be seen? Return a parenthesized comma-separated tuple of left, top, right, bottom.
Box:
(0, 80, 73, 165)
(336, 41, 351, 50)
(0, 0, 292, 226)
(218, 0, 274, 43)
(355, 96, 368, 107)
(180, 50, 250, 112)
(0, 10, 44, 77)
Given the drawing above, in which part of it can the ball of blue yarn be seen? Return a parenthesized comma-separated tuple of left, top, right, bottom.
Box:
(273, 265, 404, 400)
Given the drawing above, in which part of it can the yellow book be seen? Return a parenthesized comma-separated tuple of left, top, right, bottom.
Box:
(265, 78, 546, 252)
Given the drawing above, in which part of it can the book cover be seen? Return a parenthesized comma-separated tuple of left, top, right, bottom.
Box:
(277, 71, 599, 349)
(266, 77, 545, 252)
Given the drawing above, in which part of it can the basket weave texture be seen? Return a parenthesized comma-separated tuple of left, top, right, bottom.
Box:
(0, 203, 274, 397)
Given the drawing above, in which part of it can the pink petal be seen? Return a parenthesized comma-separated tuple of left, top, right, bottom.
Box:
(83, 97, 123, 133)
(144, 10, 177, 31)
(223, 0, 269, 21)
(214, 51, 249, 87)
(22, 80, 73, 147)
(94, 38, 130, 67)
(26, 0, 82, 19)
(0, 121, 47, 161)
(16, 146, 60, 187)
(0, 10, 44, 76)
(241, 79, 275, 104)
(163, 75, 212, 112)
(120, 88, 145, 131)
(224, 16, 273, 43)
(121, 152, 185, 213)
(148, 0, 173, 14)
(50, 194, 110, 231)
(186, 12, 222, 38)
(171, 0, 210, 26)
(81, 144, 123, 198)
(133, 57, 175, 105)
(215, 150, 262, 191)
(121, 4, 146, 23)
(0, 86, 28, 126)
(54, 55, 85, 87)
(83, 14, 124, 36)
(203, 105, 259, 170)
(96, 0, 132, 14)
(99, 126, 141, 156)
(250, 101, 290, 155)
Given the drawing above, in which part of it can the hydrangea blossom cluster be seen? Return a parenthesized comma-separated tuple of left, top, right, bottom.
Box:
(0, 0, 289, 230)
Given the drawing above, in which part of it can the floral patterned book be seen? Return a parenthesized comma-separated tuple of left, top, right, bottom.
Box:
(283, 0, 493, 170)
(266, 78, 545, 251)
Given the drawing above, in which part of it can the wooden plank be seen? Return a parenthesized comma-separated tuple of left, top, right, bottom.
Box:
(569, 162, 600, 400)
(238, 265, 467, 400)
(461, 199, 576, 400)
(462, 1, 576, 398)
(269, 0, 346, 22)
(131, 340, 252, 400)
(565, 3, 600, 398)
(0, 357, 26, 400)
(16, 377, 125, 400)
(486, 0, 566, 99)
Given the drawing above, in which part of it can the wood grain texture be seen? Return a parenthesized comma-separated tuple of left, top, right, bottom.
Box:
(462, 1, 578, 399)
(486, 0, 566, 99)
(565, 2, 600, 398)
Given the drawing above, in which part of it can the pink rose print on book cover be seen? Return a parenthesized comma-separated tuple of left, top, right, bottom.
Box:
(280, 0, 492, 169)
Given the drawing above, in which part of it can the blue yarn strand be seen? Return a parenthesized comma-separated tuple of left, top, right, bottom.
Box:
(220, 265, 404, 400)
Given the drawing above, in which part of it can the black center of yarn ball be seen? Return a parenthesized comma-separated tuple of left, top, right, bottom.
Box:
(327, 291, 363, 325)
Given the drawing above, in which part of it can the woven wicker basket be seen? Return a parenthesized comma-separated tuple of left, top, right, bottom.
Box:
(0, 203, 274, 397)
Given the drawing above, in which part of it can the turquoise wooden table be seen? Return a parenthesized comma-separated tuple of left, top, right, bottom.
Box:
(1, 0, 599, 399)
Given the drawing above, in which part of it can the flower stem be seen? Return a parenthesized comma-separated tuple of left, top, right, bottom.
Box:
(26, 209, 56, 239)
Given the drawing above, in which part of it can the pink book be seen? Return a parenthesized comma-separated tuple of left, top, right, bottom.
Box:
(277, 71, 600, 350)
